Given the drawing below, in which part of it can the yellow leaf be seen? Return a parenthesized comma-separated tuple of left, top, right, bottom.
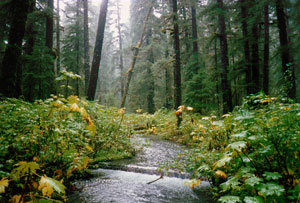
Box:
(0, 178, 9, 193)
(82, 157, 90, 168)
(68, 95, 79, 104)
(136, 109, 142, 113)
(80, 107, 89, 120)
(85, 145, 94, 152)
(11, 161, 39, 179)
(10, 195, 21, 203)
(39, 176, 66, 198)
(118, 108, 125, 114)
(86, 124, 96, 136)
(186, 106, 194, 111)
(215, 170, 228, 179)
(70, 103, 80, 112)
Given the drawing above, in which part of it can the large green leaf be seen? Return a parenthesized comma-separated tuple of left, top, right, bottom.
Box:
(245, 176, 262, 187)
(244, 196, 264, 203)
(218, 195, 241, 203)
(262, 172, 282, 181)
(227, 141, 247, 152)
(258, 183, 285, 197)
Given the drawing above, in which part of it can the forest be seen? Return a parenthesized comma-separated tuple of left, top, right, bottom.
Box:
(0, 0, 299, 202)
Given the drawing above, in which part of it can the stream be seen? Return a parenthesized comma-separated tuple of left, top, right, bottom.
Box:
(68, 135, 212, 203)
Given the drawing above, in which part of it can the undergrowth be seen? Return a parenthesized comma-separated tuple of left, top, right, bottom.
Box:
(0, 95, 134, 202)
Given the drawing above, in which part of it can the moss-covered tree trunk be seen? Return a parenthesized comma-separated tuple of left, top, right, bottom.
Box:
(83, 0, 90, 95)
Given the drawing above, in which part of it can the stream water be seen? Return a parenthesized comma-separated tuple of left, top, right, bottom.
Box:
(68, 135, 212, 203)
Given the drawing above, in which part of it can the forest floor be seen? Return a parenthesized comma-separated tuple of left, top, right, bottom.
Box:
(0, 93, 299, 202)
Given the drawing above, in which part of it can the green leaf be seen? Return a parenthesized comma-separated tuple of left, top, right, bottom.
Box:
(244, 196, 264, 203)
(227, 141, 247, 152)
(39, 176, 66, 195)
(262, 172, 282, 181)
(11, 161, 40, 179)
(212, 155, 232, 169)
(220, 176, 241, 192)
(258, 183, 285, 197)
(231, 131, 247, 139)
(218, 195, 241, 203)
(245, 176, 262, 187)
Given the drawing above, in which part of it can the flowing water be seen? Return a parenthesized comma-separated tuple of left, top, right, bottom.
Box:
(68, 135, 212, 203)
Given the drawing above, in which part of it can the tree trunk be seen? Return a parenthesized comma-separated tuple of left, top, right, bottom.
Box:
(87, 0, 109, 100)
(275, 0, 296, 99)
(263, 4, 269, 94)
(83, 0, 90, 95)
(24, 0, 37, 101)
(45, 0, 55, 96)
(46, 0, 54, 50)
(75, 0, 80, 96)
(251, 21, 260, 93)
(120, 1, 154, 108)
(146, 29, 155, 114)
(171, 0, 182, 126)
(0, 0, 31, 98)
(116, 0, 124, 98)
(191, 2, 199, 60)
(171, 0, 182, 109)
(240, 0, 251, 95)
(56, 0, 61, 75)
(217, 0, 233, 114)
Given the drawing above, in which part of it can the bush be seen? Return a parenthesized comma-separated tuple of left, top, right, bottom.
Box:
(0, 95, 133, 202)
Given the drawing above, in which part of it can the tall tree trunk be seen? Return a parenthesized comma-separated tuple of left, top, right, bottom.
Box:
(191, 1, 199, 75)
(116, 0, 124, 98)
(120, 1, 154, 108)
(191, 2, 199, 59)
(251, 20, 260, 93)
(275, 0, 296, 99)
(240, 0, 251, 95)
(263, 3, 269, 94)
(75, 0, 80, 96)
(24, 0, 37, 101)
(45, 0, 55, 97)
(146, 29, 155, 114)
(83, 0, 90, 95)
(87, 0, 109, 100)
(0, 0, 31, 98)
(217, 0, 233, 114)
(56, 0, 61, 74)
(46, 0, 54, 50)
(171, 0, 182, 126)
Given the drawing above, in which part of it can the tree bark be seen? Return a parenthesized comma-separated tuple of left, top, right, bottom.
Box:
(83, 0, 90, 95)
(120, 1, 154, 108)
(45, 0, 55, 96)
(75, 0, 80, 96)
(217, 0, 233, 114)
(275, 0, 296, 99)
(239, 0, 251, 95)
(87, 0, 109, 100)
(191, 2, 199, 60)
(116, 0, 124, 98)
(171, 0, 182, 109)
(56, 0, 61, 74)
(146, 29, 155, 114)
(251, 20, 260, 93)
(46, 0, 54, 50)
(24, 0, 37, 101)
(0, 0, 31, 98)
(263, 4, 269, 94)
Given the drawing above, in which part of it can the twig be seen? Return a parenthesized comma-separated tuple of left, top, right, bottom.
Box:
(147, 174, 163, 184)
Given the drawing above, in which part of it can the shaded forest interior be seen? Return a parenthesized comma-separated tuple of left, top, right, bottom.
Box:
(0, 0, 299, 113)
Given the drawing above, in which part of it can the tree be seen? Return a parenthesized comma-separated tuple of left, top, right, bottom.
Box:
(275, 0, 296, 99)
(217, 0, 232, 113)
(87, 0, 109, 100)
(120, 1, 154, 108)
(263, 2, 269, 94)
(116, 0, 124, 98)
(0, 0, 31, 98)
(83, 0, 90, 95)
(56, 0, 61, 74)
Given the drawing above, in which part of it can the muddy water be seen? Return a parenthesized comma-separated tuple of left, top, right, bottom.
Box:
(68, 135, 212, 203)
